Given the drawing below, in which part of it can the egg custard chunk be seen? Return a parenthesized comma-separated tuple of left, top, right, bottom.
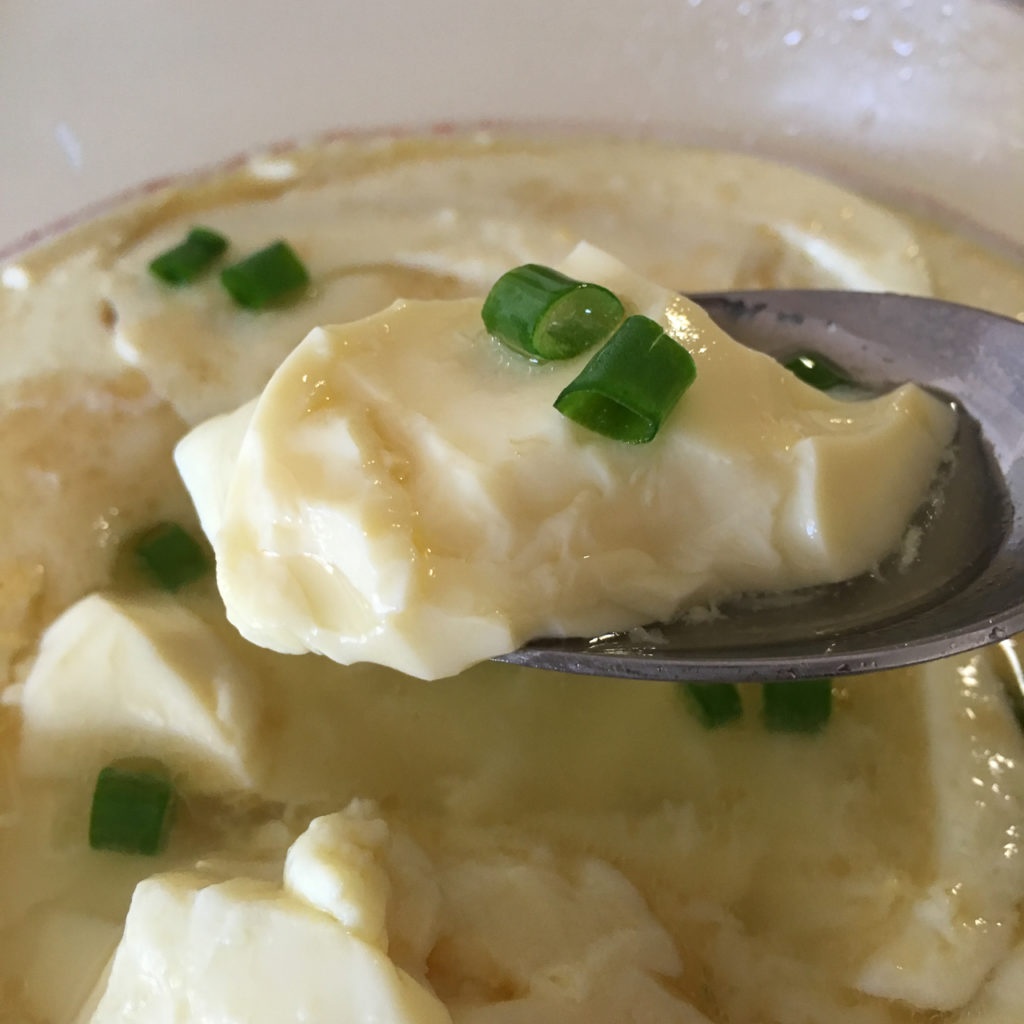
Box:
(177, 242, 955, 680)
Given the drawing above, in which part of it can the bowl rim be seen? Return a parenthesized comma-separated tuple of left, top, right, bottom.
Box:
(5, 118, 1024, 267)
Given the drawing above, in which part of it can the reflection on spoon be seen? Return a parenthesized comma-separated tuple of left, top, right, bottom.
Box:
(499, 291, 1024, 682)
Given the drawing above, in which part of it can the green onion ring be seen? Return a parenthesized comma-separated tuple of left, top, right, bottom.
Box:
(482, 264, 624, 359)
(554, 315, 697, 443)
(149, 226, 228, 286)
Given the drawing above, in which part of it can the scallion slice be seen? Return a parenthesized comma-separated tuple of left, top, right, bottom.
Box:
(149, 227, 228, 285)
(783, 350, 853, 391)
(762, 678, 833, 733)
(89, 765, 175, 855)
(679, 682, 742, 729)
(134, 522, 208, 591)
(554, 315, 697, 443)
(482, 264, 624, 359)
(220, 241, 310, 309)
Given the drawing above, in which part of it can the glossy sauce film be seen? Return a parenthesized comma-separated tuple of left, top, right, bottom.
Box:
(1, 135, 1024, 1023)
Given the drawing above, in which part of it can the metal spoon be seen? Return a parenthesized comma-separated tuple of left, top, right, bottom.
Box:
(498, 291, 1024, 682)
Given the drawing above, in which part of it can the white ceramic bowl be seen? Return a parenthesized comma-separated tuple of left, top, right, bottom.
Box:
(3, 0, 1023, 254)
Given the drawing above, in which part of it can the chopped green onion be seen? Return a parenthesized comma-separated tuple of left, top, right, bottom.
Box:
(554, 315, 697, 443)
(149, 227, 228, 285)
(134, 522, 208, 591)
(89, 765, 175, 855)
(762, 678, 833, 733)
(679, 682, 742, 729)
(220, 241, 310, 309)
(783, 350, 853, 391)
(482, 264, 624, 359)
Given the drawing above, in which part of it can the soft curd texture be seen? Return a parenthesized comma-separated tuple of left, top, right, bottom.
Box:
(90, 872, 451, 1024)
(92, 803, 712, 1024)
(176, 244, 956, 679)
(12, 609, 1024, 1024)
(2, 136, 1024, 1024)
(18, 593, 266, 794)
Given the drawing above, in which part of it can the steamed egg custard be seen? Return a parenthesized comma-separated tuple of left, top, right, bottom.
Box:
(2, 135, 1024, 1023)
(175, 242, 954, 680)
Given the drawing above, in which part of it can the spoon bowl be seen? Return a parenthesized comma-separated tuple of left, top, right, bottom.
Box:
(498, 291, 1024, 682)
